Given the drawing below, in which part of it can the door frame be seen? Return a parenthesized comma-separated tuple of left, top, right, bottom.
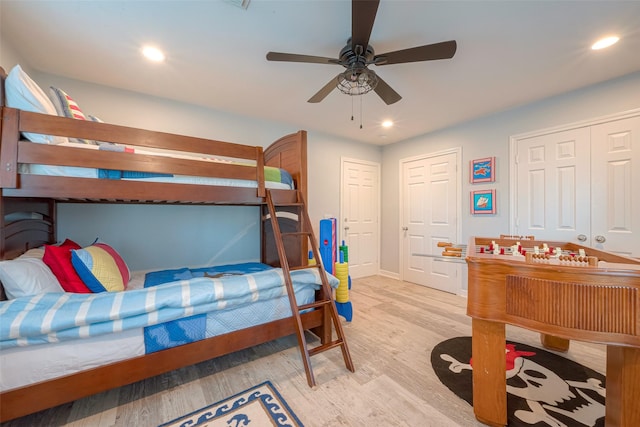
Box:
(339, 157, 381, 276)
(509, 108, 640, 236)
(399, 147, 462, 286)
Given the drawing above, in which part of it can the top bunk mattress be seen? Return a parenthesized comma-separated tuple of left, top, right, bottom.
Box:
(19, 142, 294, 190)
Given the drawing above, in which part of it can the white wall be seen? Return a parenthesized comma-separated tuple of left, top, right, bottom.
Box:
(307, 135, 381, 235)
(380, 71, 640, 274)
(0, 35, 24, 74)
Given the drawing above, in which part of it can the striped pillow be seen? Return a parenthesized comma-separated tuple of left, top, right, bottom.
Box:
(49, 86, 97, 144)
(71, 243, 130, 293)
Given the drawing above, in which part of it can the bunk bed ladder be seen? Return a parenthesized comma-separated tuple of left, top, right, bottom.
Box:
(265, 189, 355, 387)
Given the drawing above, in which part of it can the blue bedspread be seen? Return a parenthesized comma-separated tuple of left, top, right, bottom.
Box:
(143, 262, 273, 353)
(144, 262, 273, 287)
(0, 265, 336, 350)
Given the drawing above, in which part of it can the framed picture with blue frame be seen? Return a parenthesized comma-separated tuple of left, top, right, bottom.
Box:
(470, 157, 495, 183)
(470, 189, 496, 215)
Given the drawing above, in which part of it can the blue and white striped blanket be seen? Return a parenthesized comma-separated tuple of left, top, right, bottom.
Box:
(0, 268, 335, 350)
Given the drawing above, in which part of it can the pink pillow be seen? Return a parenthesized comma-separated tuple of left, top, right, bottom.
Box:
(43, 239, 92, 293)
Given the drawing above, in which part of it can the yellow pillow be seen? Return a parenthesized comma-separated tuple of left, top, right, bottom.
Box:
(71, 243, 130, 292)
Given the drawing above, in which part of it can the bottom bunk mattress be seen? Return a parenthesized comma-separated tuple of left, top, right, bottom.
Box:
(0, 262, 336, 391)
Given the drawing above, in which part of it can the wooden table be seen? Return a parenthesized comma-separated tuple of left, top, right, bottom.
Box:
(465, 237, 640, 426)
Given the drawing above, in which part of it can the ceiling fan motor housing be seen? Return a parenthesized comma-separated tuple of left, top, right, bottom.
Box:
(339, 40, 376, 69)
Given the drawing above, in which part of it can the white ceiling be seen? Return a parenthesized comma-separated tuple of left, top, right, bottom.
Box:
(2, 0, 640, 145)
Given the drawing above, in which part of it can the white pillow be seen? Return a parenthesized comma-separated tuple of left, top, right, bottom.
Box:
(5, 65, 67, 145)
(0, 258, 64, 299)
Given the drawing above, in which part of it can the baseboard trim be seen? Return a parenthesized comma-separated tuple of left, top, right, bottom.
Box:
(378, 270, 400, 280)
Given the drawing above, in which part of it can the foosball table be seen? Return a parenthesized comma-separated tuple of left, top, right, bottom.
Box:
(465, 236, 640, 426)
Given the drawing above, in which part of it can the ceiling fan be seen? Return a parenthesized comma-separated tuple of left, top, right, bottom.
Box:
(266, 0, 457, 105)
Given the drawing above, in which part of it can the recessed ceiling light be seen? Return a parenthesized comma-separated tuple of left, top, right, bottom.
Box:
(142, 46, 166, 62)
(382, 120, 393, 128)
(591, 36, 619, 50)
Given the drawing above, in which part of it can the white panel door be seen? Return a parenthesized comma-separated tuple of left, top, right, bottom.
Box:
(590, 116, 640, 256)
(512, 112, 640, 257)
(402, 160, 428, 285)
(515, 128, 591, 243)
(401, 151, 460, 293)
(340, 159, 380, 278)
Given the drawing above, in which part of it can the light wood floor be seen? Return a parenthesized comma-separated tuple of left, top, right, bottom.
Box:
(3, 275, 607, 426)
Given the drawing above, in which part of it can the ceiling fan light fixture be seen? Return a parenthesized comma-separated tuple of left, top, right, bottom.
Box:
(337, 68, 378, 96)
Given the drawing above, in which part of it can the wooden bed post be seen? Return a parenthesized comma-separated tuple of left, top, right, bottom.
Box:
(262, 130, 308, 267)
(0, 197, 5, 260)
(0, 107, 20, 189)
(255, 146, 265, 198)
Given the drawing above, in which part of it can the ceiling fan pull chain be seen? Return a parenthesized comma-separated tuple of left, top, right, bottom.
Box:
(360, 96, 363, 129)
(351, 95, 354, 121)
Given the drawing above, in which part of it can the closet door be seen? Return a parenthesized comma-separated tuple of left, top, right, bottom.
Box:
(513, 113, 640, 257)
(590, 116, 640, 256)
(515, 127, 591, 243)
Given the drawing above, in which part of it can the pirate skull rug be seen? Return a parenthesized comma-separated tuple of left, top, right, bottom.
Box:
(431, 336, 605, 427)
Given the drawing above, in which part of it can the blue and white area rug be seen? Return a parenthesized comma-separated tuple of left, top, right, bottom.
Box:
(159, 381, 304, 427)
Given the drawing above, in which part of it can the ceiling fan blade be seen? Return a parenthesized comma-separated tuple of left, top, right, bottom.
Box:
(308, 75, 340, 103)
(373, 74, 402, 105)
(352, 0, 380, 51)
(266, 52, 339, 65)
(374, 40, 457, 65)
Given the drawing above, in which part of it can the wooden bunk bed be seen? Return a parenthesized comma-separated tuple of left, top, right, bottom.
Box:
(0, 66, 354, 422)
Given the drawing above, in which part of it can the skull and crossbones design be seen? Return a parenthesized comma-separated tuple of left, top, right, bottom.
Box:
(439, 342, 605, 426)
